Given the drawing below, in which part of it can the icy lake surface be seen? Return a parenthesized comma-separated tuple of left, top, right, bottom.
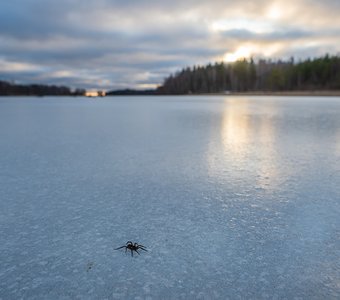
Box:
(0, 96, 339, 299)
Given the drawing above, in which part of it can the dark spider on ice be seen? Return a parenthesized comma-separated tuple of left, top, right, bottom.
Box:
(115, 241, 148, 256)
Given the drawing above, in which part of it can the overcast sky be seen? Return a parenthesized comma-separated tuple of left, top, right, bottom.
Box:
(0, 0, 339, 90)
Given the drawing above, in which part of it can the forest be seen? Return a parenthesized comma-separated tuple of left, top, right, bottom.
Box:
(0, 80, 85, 96)
(106, 88, 157, 96)
(157, 54, 340, 94)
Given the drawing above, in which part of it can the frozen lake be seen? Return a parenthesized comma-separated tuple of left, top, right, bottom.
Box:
(0, 96, 339, 299)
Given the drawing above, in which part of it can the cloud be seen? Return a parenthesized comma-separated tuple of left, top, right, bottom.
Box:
(219, 28, 314, 41)
(0, 0, 339, 89)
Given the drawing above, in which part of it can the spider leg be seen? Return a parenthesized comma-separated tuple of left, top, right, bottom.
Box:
(135, 249, 140, 255)
(139, 246, 148, 251)
(126, 241, 133, 245)
(114, 245, 126, 250)
(130, 249, 133, 257)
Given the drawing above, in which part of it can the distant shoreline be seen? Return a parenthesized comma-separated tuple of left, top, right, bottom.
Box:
(105, 90, 340, 97)
(1, 90, 340, 97)
(185, 90, 340, 97)
(226, 90, 340, 97)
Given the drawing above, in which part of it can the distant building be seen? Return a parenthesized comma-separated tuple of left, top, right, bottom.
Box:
(85, 90, 106, 97)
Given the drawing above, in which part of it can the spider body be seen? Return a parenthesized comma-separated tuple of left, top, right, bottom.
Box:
(115, 241, 147, 256)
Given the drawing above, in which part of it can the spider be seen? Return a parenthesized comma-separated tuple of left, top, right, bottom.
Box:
(115, 241, 148, 256)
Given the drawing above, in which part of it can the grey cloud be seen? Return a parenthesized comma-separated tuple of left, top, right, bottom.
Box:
(220, 28, 314, 41)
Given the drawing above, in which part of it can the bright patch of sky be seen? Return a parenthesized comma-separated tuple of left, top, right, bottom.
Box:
(211, 18, 275, 34)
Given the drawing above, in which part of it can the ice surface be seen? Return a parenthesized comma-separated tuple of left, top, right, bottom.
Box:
(0, 96, 339, 299)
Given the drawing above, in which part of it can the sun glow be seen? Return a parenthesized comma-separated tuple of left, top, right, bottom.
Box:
(268, 8, 279, 19)
(266, 4, 282, 20)
(223, 46, 251, 63)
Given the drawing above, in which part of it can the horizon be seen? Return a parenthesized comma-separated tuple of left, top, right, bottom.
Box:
(1, 0, 340, 90)
(3, 54, 339, 93)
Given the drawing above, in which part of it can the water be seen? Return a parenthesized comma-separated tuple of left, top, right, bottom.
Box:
(0, 96, 339, 299)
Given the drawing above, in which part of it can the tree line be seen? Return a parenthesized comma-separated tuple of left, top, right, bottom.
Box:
(157, 54, 340, 94)
(0, 80, 86, 96)
(106, 88, 157, 96)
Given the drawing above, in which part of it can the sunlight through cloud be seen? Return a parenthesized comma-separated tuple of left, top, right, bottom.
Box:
(223, 46, 252, 62)
(266, 4, 282, 20)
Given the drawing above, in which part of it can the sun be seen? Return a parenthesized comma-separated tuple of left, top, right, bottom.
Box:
(266, 4, 282, 20)
(223, 46, 251, 63)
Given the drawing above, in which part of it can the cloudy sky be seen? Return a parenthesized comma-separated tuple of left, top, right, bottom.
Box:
(1, 0, 340, 90)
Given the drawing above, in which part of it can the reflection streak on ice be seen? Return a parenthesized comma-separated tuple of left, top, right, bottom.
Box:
(208, 98, 281, 191)
(221, 98, 250, 162)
